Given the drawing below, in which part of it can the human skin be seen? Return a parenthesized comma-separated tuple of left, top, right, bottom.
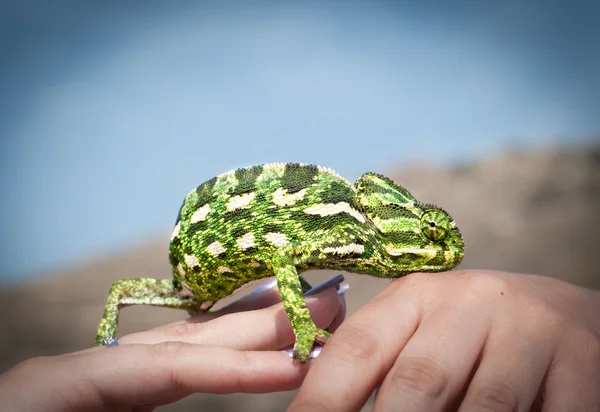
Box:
(289, 270, 600, 411)
(0, 282, 346, 412)
(2, 270, 598, 411)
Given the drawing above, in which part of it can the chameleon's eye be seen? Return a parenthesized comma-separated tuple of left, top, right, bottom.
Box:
(420, 209, 451, 242)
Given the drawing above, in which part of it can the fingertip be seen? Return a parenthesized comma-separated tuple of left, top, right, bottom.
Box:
(328, 292, 347, 332)
(84, 343, 310, 406)
(306, 287, 343, 329)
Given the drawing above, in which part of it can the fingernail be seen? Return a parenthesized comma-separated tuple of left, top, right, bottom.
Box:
(337, 282, 350, 295)
(249, 277, 278, 296)
(304, 274, 345, 297)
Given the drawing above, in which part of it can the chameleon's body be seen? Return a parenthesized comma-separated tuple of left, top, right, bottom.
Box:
(96, 163, 464, 362)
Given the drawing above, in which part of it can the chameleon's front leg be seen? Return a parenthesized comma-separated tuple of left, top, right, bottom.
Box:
(271, 252, 332, 363)
(96, 278, 204, 346)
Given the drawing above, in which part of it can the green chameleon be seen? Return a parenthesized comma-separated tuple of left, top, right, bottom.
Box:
(96, 163, 464, 362)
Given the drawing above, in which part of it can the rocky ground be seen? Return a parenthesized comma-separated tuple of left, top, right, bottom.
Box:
(1, 143, 598, 411)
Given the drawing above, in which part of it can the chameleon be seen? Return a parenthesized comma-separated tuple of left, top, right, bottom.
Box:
(96, 163, 464, 363)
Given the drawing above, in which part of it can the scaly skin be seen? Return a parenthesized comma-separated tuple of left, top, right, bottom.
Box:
(96, 163, 464, 363)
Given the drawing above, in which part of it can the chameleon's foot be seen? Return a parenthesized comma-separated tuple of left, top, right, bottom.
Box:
(100, 337, 119, 347)
(292, 327, 332, 363)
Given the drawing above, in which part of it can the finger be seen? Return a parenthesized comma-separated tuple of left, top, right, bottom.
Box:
(327, 287, 347, 333)
(0, 344, 309, 411)
(372, 290, 490, 412)
(458, 315, 556, 410)
(84, 342, 311, 407)
(289, 276, 424, 412)
(119, 286, 343, 350)
(541, 331, 600, 411)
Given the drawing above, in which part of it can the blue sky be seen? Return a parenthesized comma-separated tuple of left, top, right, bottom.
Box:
(1, 1, 599, 284)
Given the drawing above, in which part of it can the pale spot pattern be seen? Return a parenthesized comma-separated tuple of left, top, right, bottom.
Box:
(214, 169, 239, 194)
(257, 163, 286, 183)
(170, 222, 181, 241)
(236, 232, 256, 250)
(385, 245, 437, 259)
(226, 192, 257, 211)
(371, 217, 386, 233)
(444, 249, 458, 262)
(304, 202, 366, 223)
(190, 204, 211, 223)
(184, 254, 200, 267)
(264, 232, 289, 247)
(207, 240, 226, 256)
(261, 163, 289, 174)
(322, 243, 365, 255)
(272, 188, 307, 207)
(177, 263, 185, 276)
(217, 266, 234, 273)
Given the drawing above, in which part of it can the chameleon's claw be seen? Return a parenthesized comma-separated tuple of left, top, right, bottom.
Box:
(285, 345, 323, 360)
(314, 329, 331, 344)
(100, 337, 119, 347)
(292, 328, 332, 363)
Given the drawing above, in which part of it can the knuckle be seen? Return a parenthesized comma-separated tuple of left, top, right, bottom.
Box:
(388, 356, 448, 397)
(519, 296, 563, 334)
(163, 321, 206, 339)
(536, 304, 564, 333)
(466, 272, 509, 298)
(571, 329, 600, 361)
(400, 271, 432, 288)
(151, 340, 186, 360)
(400, 294, 423, 322)
(330, 323, 381, 364)
(149, 342, 189, 393)
(380, 277, 425, 316)
(465, 378, 519, 411)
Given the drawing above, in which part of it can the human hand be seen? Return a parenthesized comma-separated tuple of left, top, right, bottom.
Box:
(0, 277, 346, 412)
(289, 270, 600, 411)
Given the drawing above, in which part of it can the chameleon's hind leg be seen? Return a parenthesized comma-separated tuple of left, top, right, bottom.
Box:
(271, 251, 332, 364)
(95, 278, 204, 346)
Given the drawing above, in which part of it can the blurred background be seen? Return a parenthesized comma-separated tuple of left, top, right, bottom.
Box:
(1, 1, 598, 410)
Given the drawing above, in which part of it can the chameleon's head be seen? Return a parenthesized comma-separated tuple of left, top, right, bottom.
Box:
(355, 173, 464, 275)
